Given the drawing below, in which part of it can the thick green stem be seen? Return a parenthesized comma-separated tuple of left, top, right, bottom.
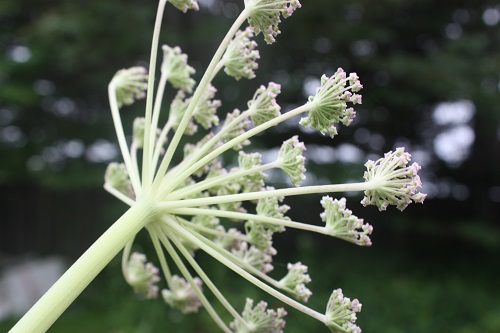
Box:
(9, 199, 158, 333)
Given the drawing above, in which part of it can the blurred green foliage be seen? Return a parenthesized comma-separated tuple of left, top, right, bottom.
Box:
(1, 0, 500, 332)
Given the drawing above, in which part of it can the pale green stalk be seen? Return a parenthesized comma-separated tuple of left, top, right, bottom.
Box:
(103, 183, 135, 206)
(166, 162, 276, 200)
(149, 66, 170, 172)
(160, 181, 374, 210)
(180, 218, 296, 295)
(150, 9, 250, 193)
(163, 217, 326, 322)
(108, 83, 142, 196)
(158, 103, 311, 198)
(121, 236, 136, 278)
(151, 118, 174, 176)
(154, 223, 233, 333)
(9, 199, 158, 333)
(171, 207, 326, 234)
(130, 141, 141, 188)
(157, 104, 254, 193)
(160, 219, 247, 328)
(142, 0, 168, 193)
(147, 228, 173, 286)
(176, 216, 249, 242)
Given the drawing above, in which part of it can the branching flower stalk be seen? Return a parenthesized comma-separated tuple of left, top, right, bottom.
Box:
(10, 0, 426, 332)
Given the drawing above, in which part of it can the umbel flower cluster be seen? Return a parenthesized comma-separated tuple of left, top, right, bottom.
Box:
(9, 1, 426, 333)
(105, 1, 426, 332)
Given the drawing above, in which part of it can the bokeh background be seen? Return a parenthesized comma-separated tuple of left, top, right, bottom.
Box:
(1, 0, 500, 332)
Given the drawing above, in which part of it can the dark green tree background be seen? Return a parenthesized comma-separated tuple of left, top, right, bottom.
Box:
(1, 0, 499, 332)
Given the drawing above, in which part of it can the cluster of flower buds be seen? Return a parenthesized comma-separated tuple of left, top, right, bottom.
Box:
(362, 147, 426, 211)
(301, 68, 362, 138)
(110, 67, 148, 107)
(123, 252, 160, 299)
(324, 289, 362, 333)
(230, 298, 287, 333)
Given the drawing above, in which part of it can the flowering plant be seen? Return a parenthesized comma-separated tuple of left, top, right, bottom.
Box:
(10, 0, 426, 332)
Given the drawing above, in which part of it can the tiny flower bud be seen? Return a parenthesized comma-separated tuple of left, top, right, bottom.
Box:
(361, 147, 427, 211)
(324, 289, 362, 333)
(222, 27, 260, 80)
(276, 136, 307, 186)
(124, 252, 160, 299)
(278, 262, 312, 302)
(161, 45, 196, 93)
(162, 275, 203, 314)
(230, 298, 287, 333)
(111, 66, 148, 107)
(320, 196, 373, 246)
(248, 82, 281, 126)
(301, 68, 362, 137)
